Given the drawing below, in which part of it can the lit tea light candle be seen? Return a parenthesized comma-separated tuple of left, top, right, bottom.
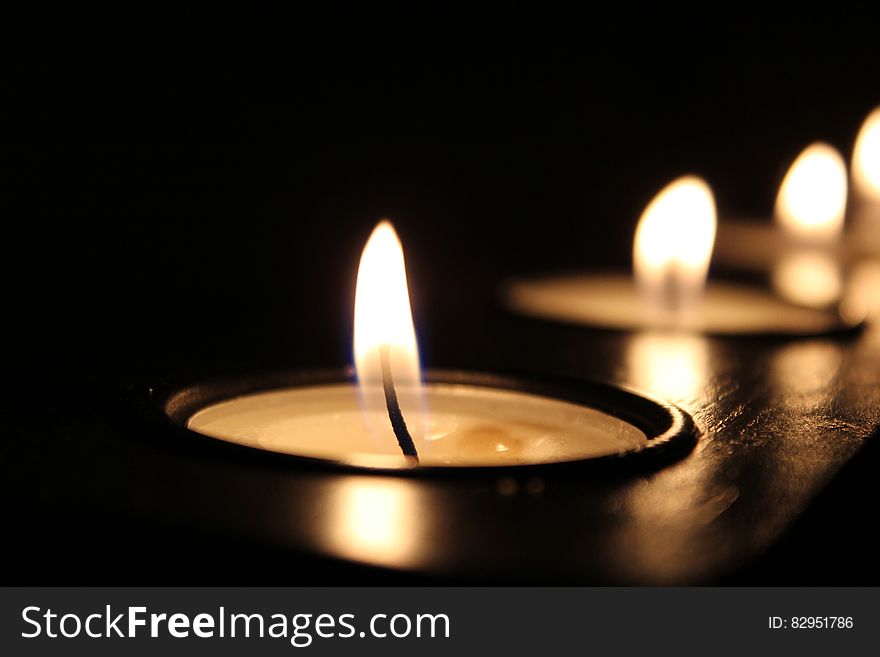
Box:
(715, 123, 880, 319)
(848, 107, 880, 253)
(715, 138, 880, 316)
(173, 221, 694, 469)
(715, 142, 850, 277)
(771, 143, 848, 307)
(775, 143, 848, 242)
(710, 140, 849, 297)
(845, 107, 880, 320)
(504, 176, 861, 335)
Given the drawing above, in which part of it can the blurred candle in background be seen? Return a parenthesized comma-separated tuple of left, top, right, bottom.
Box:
(771, 142, 848, 308)
(775, 142, 848, 242)
(845, 106, 880, 320)
(850, 107, 880, 251)
(634, 176, 716, 318)
(852, 107, 880, 211)
(503, 175, 856, 335)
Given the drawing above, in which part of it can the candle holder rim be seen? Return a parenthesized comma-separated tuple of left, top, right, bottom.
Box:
(144, 367, 698, 476)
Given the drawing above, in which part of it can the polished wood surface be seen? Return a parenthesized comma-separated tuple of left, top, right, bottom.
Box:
(5, 285, 879, 583)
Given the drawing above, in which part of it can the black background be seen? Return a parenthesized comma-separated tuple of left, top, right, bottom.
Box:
(3, 4, 880, 583)
(6, 5, 880, 381)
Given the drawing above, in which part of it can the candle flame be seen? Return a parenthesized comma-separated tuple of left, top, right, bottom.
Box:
(353, 220, 424, 449)
(633, 176, 716, 313)
(853, 107, 880, 203)
(775, 142, 847, 242)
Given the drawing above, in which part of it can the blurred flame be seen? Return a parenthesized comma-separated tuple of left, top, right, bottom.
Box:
(634, 176, 716, 312)
(353, 221, 424, 448)
(853, 107, 880, 203)
(775, 142, 847, 242)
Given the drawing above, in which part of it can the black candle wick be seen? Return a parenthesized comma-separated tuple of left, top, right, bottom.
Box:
(379, 344, 420, 463)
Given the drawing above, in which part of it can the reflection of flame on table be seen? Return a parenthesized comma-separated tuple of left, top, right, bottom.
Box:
(844, 260, 880, 323)
(325, 476, 425, 568)
(772, 250, 842, 308)
(625, 332, 709, 405)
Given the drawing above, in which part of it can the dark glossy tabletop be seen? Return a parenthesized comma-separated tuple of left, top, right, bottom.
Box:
(5, 279, 880, 584)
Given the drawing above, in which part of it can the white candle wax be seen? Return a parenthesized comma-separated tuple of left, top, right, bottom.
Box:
(187, 382, 648, 468)
(504, 273, 860, 335)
